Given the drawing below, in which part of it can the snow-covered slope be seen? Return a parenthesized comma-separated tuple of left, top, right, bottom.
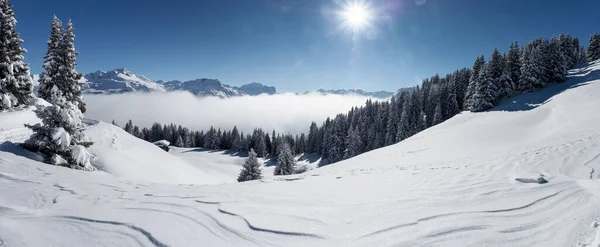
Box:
(82, 69, 166, 94)
(84, 122, 218, 184)
(169, 147, 324, 184)
(2, 62, 600, 246)
(307, 89, 395, 99)
(233, 82, 276, 96)
(159, 78, 246, 98)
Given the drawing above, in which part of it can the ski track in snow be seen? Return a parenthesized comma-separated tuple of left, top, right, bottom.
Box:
(2, 62, 600, 246)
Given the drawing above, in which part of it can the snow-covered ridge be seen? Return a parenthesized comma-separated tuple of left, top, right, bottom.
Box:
(33, 68, 396, 98)
(82, 68, 167, 94)
(233, 82, 276, 96)
(158, 78, 247, 98)
(306, 88, 396, 99)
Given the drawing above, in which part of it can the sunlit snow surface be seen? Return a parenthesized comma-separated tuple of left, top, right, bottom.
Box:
(2, 62, 600, 246)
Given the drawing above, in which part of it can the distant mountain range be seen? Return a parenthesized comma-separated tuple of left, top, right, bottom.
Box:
(32, 68, 397, 99)
(304, 89, 395, 98)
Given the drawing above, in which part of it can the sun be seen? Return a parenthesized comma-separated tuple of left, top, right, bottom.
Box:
(343, 4, 370, 29)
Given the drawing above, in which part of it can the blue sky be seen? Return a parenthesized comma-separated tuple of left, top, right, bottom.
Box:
(12, 0, 600, 92)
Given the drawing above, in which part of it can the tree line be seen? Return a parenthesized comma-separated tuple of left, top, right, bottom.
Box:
(120, 32, 600, 182)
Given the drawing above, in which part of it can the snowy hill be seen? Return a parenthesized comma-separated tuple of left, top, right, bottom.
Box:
(159, 78, 247, 98)
(3, 62, 600, 246)
(233, 82, 277, 96)
(81, 69, 166, 94)
(306, 89, 396, 98)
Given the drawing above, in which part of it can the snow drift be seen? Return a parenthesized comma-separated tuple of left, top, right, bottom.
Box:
(84, 122, 218, 184)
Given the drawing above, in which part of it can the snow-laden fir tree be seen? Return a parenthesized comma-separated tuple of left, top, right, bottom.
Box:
(587, 33, 600, 62)
(0, 0, 33, 110)
(238, 148, 262, 182)
(506, 42, 521, 92)
(384, 95, 400, 146)
(488, 48, 505, 100)
(470, 63, 496, 112)
(37, 16, 63, 103)
(577, 46, 588, 65)
(464, 55, 485, 110)
(518, 43, 543, 92)
(396, 94, 411, 142)
(498, 66, 515, 97)
(431, 102, 443, 126)
(344, 126, 361, 159)
(26, 17, 93, 170)
(175, 135, 184, 147)
(60, 20, 86, 113)
(548, 36, 567, 83)
(274, 141, 295, 176)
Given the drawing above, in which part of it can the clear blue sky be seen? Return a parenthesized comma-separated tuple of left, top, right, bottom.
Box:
(12, 0, 600, 92)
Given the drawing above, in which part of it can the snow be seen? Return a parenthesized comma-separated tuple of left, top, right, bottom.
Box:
(1, 61, 600, 246)
(84, 122, 218, 185)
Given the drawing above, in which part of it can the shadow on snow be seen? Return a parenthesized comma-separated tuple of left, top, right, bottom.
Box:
(491, 62, 600, 112)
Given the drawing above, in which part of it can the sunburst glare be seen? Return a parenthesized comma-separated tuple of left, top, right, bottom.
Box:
(335, 0, 377, 38)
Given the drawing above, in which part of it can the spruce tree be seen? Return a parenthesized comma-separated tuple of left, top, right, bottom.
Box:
(384, 96, 399, 145)
(175, 135, 184, 147)
(506, 42, 521, 93)
(548, 36, 567, 83)
(577, 46, 588, 65)
(587, 33, 600, 61)
(344, 126, 361, 159)
(38, 16, 63, 103)
(488, 48, 505, 100)
(25, 18, 92, 170)
(238, 148, 262, 182)
(470, 63, 495, 112)
(518, 43, 541, 92)
(464, 55, 485, 110)
(432, 103, 443, 126)
(0, 0, 33, 110)
(60, 20, 86, 113)
(274, 142, 295, 175)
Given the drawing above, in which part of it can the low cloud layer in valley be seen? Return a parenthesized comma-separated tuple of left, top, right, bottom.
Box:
(84, 92, 373, 134)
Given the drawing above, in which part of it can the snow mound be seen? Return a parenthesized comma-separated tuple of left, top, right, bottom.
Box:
(84, 122, 218, 184)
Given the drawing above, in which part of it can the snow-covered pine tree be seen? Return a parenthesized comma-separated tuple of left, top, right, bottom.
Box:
(307, 122, 318, 153)
(587, 33, 600, 61)
(344, 126, 361, 159)
(454, 68, 471, 110)
(548, 36, 567, 83)
(464, 55, 485, 110)
(431, 103, 443, 126)
(518, 43, 541, 92)
(443, 83, 460, 119)
(26, 17, 92, 170)
(577, 45, 588, 65)
(274, 142, 295, 175)
(0, 0, 33, 110)
(506, 41, 522, 94)
(470, 63, 496, 112)
(255, 130, 267, 158)
(238, 148, 262, 182)
(37, 16, 63, 103)
(396, 94, 411, 142)
(488, 48, 505, 100)
(384, 95, 399, 145)
(60, 20, 85, 113)
(499, 66, 515, 97)
(175, 135, 184, 147)
(124, 119, 133, 133)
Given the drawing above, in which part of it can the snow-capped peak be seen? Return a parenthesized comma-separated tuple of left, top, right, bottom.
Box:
(82, 69, 166, 94)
